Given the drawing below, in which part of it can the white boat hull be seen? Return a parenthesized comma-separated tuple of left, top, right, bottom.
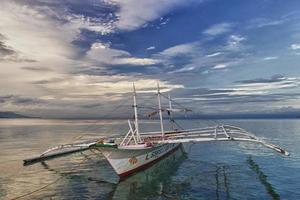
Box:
(99, 143, 181, 179)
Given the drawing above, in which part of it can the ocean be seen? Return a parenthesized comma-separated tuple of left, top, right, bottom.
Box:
(0, 119, 299, 200)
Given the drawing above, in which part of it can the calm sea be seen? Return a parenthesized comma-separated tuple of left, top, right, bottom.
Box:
(0, 119, 299, 200)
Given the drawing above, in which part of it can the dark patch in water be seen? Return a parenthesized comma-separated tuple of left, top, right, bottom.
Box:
(247, 156, 280, 200)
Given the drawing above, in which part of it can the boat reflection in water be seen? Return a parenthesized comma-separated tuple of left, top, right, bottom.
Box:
(111, 145, 235, 200)
(35, 143, 187, 199)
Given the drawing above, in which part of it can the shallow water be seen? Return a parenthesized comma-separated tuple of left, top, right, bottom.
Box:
(0, 119, 299, 200)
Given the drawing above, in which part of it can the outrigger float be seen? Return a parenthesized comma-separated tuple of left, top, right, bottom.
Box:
(24, 83, 289, 179)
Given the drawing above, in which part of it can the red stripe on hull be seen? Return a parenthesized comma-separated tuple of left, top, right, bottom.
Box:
(118, 143, 182, 181)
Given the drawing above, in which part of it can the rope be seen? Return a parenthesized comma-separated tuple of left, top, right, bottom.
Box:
(9, 176, 65, 200)
(10, 150, 95, 200)
(69, 97, 132, 142)
(160, 93, 191, 111)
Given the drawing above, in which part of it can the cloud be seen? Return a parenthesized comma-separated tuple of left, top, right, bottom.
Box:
(263, 56, 278, 61)
(159, 17, 170, 26)
(152, 38, 248, 74)
(226, 35, 246, 50)
(0, 40, 15, 56)
(203, 23, 234, 36)
(64, 13, 115, 35)
(1, 0, 299, 117)
(0, 34, 36, 62)
(19, 0, 118, 35)
(112, 0, 201, 30)
(227, 75, 300, 97)
(291, 43, 300, 50)
(146, 46, 156, 50)
(31, 74, 184, 100)
(169, 66, 195, 73)
(116, 57, 158, 65)
(18, 0, 201, 33)
(86, 42, 159, 66)
(206, 52, 222, 57)
(235, 75, 287, 84)
(153, 42, 207, 73)
(170, 75, 300, 112)
(213, 63, 227, 69)
(21, 66, 53, 72)
(247, 18, 284, 29)
(159, 42, 198, 57)
(0, 95, 45, 107)
(0, 0, 186, 118)
(180, 75, 300, 101)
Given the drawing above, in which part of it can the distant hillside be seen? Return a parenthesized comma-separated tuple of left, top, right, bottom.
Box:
(0, 112, 33, 118)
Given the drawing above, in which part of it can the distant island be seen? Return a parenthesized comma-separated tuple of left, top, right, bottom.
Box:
(0, 112, 34, 118)
(0, 111, 299, 119)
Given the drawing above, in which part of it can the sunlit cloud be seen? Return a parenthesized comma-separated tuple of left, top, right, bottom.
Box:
(86, 42, 160, 66)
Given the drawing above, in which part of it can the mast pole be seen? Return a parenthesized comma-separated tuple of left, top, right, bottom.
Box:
(133, 83, 140, 142)
(168, 93, 175, 131)
(157, 82, 164, 138)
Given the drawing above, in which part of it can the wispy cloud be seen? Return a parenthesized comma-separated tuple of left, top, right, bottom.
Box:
(113, 0, 202, 30)
(158, 43, 198, 57)
(263, 56, 278, 61)
(153, 37, 249, 74)
(203, 23, 234, 36)
(235, 75, 288, 84)
(171, 75, 300, 113)
(247, 18, 284, 29)
(213, 63, 227, 69)
(146, 46, 156, 50)
(206, 52, 223, 57)
(169, 66, 195, 73)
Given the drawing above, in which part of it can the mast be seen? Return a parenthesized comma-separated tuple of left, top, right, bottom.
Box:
(168, 93, 175, 130)
(133, 83, 140, 142)
(157, 82, 164, 138)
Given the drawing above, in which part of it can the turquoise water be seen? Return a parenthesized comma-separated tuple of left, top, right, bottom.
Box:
(0, 119, 299, 199)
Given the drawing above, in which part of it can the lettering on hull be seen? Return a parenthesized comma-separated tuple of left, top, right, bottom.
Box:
(145, 144, 175, 160)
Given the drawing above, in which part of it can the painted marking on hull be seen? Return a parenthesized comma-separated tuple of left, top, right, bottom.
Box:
(128, 156, 138, 165)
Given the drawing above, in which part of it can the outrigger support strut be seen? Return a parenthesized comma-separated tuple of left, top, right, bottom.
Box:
(148, 125, 289, 156)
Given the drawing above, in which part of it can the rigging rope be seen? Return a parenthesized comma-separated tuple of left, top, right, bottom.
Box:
(10, 150, 98, 200)
(69, 97, 132, 142)
(9, 175, 65, 200)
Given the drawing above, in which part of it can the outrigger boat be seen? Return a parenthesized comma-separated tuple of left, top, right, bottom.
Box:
(23, 83, 289, 180)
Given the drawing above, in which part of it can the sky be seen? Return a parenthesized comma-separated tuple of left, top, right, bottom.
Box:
(1, 0, 300, 118)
